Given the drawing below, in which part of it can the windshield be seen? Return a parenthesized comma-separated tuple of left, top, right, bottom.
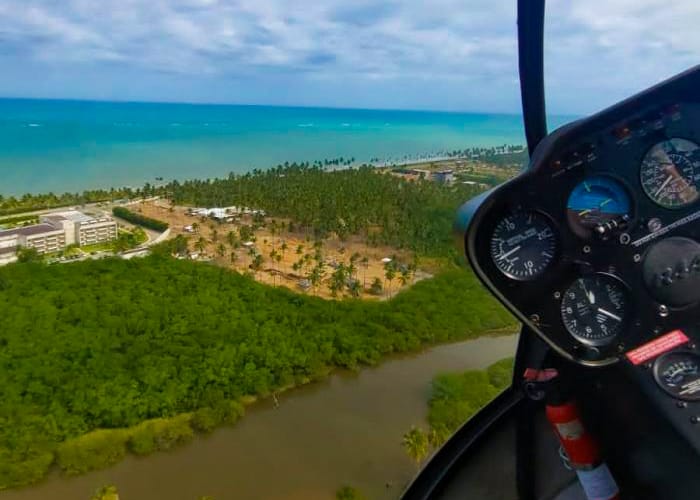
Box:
(2, 2, 694, 500)
(545, 2, 700, 123)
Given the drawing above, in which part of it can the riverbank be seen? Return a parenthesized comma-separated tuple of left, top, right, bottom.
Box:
(0, 254, 516, 492)
(51, 326, 517, 481)
(401, 356, 514, 469)
(0, 334, 519, 500)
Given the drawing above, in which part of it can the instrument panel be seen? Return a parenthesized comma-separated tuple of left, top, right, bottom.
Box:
(456, 66, 700, 366)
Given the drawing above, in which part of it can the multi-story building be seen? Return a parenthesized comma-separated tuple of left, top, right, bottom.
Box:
(41, 210, 118, 246)
(0, 224, 66, 255)
(0, 209, 118, 264)
(23, 224, 67, 254)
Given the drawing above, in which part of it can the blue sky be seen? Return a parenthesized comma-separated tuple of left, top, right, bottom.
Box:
(0, 0, 698, 114)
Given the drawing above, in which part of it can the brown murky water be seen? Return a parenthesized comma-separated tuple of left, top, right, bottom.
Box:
(1, 334, 518, 500)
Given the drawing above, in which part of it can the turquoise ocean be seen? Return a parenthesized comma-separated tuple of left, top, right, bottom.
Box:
(0, 98, 574, 196)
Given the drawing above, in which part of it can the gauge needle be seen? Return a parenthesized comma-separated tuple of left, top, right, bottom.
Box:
(580, 280, 596, 305)
(655, 175, 673, 197)
(497, 246, 521, 260)
(578, 209, 592, 216)
(599, 198, 612, 208)
(598, 308, 622, 321)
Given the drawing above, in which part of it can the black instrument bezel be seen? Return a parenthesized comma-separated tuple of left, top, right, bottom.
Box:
(460, 66, 700, 366)
(653, 350, 700, 402)
(488, 208, 560, 282)
(559, 272, 632, 348)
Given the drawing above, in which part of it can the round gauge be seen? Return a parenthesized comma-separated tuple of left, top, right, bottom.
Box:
(489, 210, 557, 280)
(654, 351, 700, 401)
(567, 175, 632, 238)
(640, 138, 700, 209)
(560, 274, 628, 346)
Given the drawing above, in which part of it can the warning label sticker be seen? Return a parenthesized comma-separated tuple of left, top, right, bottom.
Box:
(625, 330, 689, 365)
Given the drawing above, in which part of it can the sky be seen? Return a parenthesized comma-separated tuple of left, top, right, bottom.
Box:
(0, 0, 698, 115)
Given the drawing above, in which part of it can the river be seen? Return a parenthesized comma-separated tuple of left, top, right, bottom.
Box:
(1, 334, 518, 500)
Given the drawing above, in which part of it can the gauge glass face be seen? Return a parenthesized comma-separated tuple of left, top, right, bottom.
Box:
(640, 138, 700, 209)
(560, 274, 628, 346)
(654, 352, 700, 401)
(567, 176, 631, 238)
(489, 211, 557, 280)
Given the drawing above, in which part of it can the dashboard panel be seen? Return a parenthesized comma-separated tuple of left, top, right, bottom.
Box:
(456, 66, 700, 367)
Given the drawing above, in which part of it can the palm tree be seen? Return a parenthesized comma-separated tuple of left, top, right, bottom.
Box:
(269, 249, 278, 284)
(346, 279, 361, 298)
(384, 265, 396, 297)
(280, 242, 288, 271)
(191, 222, 200, 233)
(370, 277, 383, 296)
(328, 264, 347, 298)
(227, 230, 238, 249)
(195, 237, 207, 254)
(402, 427, 429, 470)
(308, 264, 325, 296)
(399, 268, 410, 288)
(361, 256, 369, 288)
(216, 243, 226, 258)
(250, 254, 264, 277)
(211, 229, 218, 242)
(275, 253, 282, 273)
(230, 251, 238, 264)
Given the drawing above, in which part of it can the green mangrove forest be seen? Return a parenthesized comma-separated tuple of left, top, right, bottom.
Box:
(0, 254, 514, 489)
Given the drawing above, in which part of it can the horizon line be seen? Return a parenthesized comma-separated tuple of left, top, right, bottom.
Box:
(0, 95, 580, 118)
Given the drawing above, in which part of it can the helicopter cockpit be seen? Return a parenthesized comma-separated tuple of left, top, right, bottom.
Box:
(402, 2, 700, 499)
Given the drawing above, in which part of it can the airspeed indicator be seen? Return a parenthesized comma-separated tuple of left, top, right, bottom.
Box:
(640, 138, 700, 209)
(489, 210, 557, 280)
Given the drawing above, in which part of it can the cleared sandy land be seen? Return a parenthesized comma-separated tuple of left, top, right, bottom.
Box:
(136, 201, 430, 300)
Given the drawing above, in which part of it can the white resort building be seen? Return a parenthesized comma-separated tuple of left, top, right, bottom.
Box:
(0, 209, 118, 265)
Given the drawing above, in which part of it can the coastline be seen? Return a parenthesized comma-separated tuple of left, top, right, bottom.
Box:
(0, 97, 537, 197)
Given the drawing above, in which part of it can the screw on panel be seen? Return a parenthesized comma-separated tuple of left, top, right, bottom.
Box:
(583, 245, 591, 254)
(658, 304, 669, 318)
(530, 314, 540, 325)
(619, 233, 631, 245)
(648, 218, 663, 232)
(633, 254, 641, 263)
(553, 291, 561, 299)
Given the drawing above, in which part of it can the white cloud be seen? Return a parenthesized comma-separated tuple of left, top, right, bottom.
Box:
(0, 0, 697, 112)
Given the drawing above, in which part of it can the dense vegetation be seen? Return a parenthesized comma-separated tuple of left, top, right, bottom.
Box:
(0, 188, 139, 217)
(401, 358, 513, 469)
(428, 358, 513, 444)
(0, 255, 514, 489)
(166, 165, 484, 257)
(112, 206, 169, 232)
